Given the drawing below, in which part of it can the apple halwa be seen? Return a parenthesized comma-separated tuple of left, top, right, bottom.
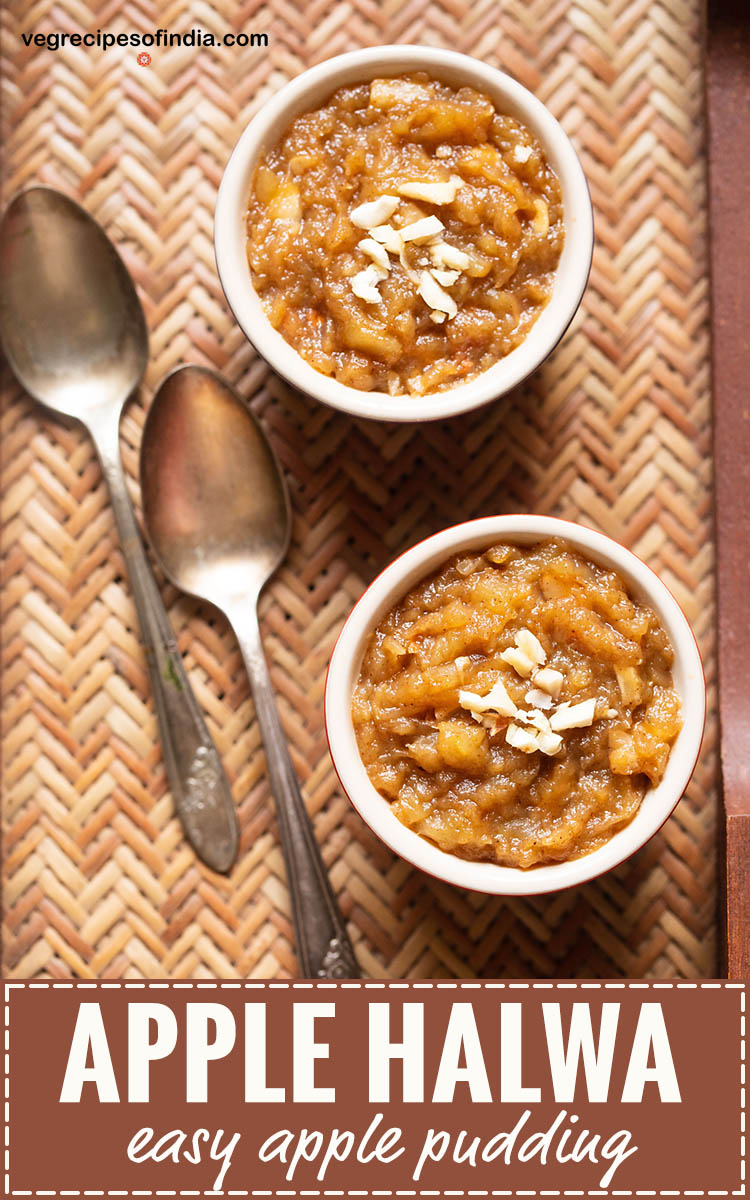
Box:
(245, 74, 564, 396)
(352, 540, 683, 867)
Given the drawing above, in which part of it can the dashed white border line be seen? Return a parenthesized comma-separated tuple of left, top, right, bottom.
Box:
(2, 981, 745, 1199)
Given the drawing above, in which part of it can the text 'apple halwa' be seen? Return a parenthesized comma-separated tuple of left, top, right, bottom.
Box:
(246, 74, 564, 396)
(352, 540, 682, 867)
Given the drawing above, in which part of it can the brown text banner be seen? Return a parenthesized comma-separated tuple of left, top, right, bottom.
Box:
(3, 980, 745, 1195)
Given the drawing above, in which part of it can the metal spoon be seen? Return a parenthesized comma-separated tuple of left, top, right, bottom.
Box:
(140, 364, 360, 978)
(0, 186, 238, 873)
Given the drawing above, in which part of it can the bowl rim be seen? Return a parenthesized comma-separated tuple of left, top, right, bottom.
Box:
(214, 45, 594, 423)
(324, 515, 706, 896)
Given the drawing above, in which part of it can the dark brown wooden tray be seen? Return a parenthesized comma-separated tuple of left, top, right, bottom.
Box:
(706, 0, 750, 979)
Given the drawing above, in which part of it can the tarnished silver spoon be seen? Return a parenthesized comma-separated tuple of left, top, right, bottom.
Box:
(140, 364, 360, 978)
(0, 187, 238, 872)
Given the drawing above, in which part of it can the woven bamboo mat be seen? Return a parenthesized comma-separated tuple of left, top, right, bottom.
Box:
(1, 0, 716, 979)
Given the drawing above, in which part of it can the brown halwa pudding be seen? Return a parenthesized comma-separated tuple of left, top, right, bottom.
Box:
(352, 540, 682, 867)
(246, 74, 564, 395)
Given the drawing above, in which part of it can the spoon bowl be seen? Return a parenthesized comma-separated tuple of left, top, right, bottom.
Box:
(140, 366, 289, 604)
(0, 187, 147, 421)
(141, 365, 360, 978)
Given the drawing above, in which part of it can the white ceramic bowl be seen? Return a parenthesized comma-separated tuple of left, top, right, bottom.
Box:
(325, 515, 705, 895)
(215, 46, 594, 423)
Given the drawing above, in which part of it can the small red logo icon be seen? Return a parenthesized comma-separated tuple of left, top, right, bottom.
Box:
(137, 52, 151, 66)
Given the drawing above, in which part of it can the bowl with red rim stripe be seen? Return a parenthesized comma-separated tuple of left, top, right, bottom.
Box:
(324, 515, 706, 895)
(215, 46, 594, 423)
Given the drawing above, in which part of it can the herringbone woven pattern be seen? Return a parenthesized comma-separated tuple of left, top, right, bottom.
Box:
(1, 0, 715, 978)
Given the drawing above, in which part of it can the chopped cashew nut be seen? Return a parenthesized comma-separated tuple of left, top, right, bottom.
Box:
(399, 215, 445, 243)
(532, 667, 564, 697)
(506, 723, 540, 754)
(350, 195, 400, 228)
(397, 177, 463, 205)
(368, 223, 403, 253)
(515, 628, 546, 665)
(525, 687, 553, 710)
(549, 698, 597, 731)
(429, 311, 447, 324)
(505, 718, 562, 757)
(536, 730, 563, 756)
(459, 679, 517, 719)
(417, 270, 457, 318)
(526, 709, 552, 733)
(514, 144, 532, 163)
(500, 646, 535, 678)
(357, 238, 391, 272)
(431, 268, 460, 286)
(429, 241, 472, 271)
(351, 265, 384, 304)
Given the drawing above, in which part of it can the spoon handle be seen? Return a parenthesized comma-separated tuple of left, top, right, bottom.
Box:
(92, 417, 239, 873)
(230, 603, 360, 978)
